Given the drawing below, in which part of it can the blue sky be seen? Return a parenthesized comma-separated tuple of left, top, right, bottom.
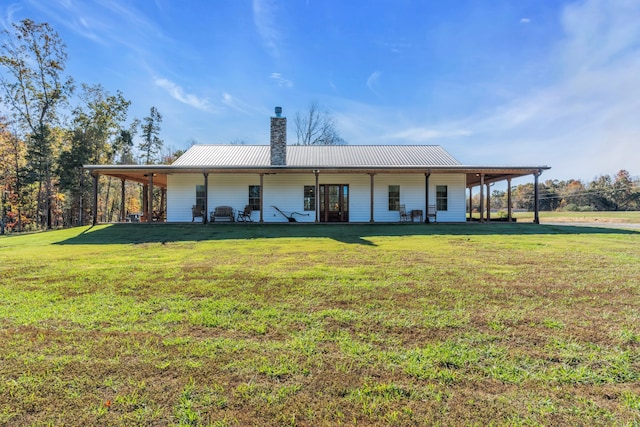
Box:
(2, 0, 639, 182)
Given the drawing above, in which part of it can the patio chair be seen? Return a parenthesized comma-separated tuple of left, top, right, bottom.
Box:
(192, 205, 205, 222)
(399, 204, 410, 222)
(237, 205, 253, 222)
(426, 205, 437, 223)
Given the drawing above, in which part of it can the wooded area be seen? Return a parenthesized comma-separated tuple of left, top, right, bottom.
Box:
(0, 19, 170, 232)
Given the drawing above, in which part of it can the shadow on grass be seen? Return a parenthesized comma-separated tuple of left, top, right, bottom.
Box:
(53, 222, 639, 246)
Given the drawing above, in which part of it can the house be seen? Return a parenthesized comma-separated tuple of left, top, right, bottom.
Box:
(85, 107, 550, 224)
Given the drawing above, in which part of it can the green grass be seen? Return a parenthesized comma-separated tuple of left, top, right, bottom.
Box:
(1, 223, 639, 426)
(516, 210, 640, 223)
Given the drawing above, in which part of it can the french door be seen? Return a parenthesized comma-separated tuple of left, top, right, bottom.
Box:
(319, 184, 349, 222)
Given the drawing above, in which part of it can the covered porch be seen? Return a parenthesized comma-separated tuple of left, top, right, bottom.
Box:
(85, 164, 549, 225)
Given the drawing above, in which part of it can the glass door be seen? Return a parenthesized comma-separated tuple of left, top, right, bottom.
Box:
(319, 184, 349, 222)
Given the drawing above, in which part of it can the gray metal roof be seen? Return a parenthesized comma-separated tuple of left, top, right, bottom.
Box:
(172, 144, 461, 167)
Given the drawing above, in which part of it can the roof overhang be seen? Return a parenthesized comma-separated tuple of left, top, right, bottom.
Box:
(84, 164, 550, 188)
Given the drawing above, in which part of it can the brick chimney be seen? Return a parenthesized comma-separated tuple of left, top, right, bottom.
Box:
(270, 106, 286, 166)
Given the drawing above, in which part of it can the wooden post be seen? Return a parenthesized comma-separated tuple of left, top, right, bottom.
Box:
(507, 177, 512, 222)
(369, 173, 375, 223)
(120, 178, 126, 222)
(203, 172, 209, 224)
(147, 174, 154, 223)
(479, 174, 485, 223)
(424, 171, 431, 223)
(468, 186, 473, 221)
(92, 173, 99, 226)
(259, 173, 264, 223)
(142, 184, 148, 221)
(314, 171, 319, 223)
(160, 188, 166, 222)
(486, 183, 491, 222)
(534, 171, 540, 224)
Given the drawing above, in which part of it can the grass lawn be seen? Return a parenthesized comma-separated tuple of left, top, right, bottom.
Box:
(516, 211, 640, 224)
(1, 223, 639, 426)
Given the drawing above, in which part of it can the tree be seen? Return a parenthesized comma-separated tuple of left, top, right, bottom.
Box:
(0, 19, 74, 228)
(294, 101, 346, 145)
(612, 169, 640, 210)
(57, 84, 131, 224)
(139, 106, 163, 164)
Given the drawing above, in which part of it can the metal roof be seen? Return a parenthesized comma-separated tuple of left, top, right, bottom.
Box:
(172, 144, 461, 167)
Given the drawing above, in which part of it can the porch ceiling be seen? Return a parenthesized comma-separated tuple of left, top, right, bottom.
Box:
(84, 164, 549, 189)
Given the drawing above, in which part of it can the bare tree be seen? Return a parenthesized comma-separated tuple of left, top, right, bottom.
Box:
(294, 101, 346, 145)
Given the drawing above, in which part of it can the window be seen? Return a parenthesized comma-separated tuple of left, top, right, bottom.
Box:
(436, 185, 448, 211)
(249, 185, 261, 211)
(388, 185, 400, 211)
(304, 185, 316, 211)
(195, 185, 205, 209)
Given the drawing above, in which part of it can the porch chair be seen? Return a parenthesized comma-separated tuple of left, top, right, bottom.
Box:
(399, 204, 410, 222)
(237, 205, 253, 222)
(426, 204, 437, 223)
(192, 205, 205, 222)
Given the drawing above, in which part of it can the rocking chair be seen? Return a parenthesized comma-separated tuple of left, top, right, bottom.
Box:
(237, 205, 253, 222)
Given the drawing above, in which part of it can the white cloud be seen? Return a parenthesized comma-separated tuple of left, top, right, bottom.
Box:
(520, 18, 531, 24)
(269, 72, 293, 88)
(154, 78, 213, 112)
(440, 0, 640, 178)
(220, 92, 256, 115)
(388, 128, 472, 142)
(366, 71, 382, 96)
(253, 0, 282, 58)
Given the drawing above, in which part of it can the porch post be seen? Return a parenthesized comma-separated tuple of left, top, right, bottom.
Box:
(120, 178, 126, 222)
(468, 186, 473, 221)
(160, 188, 166, 222)
(507, 177, 513, 222)
(203, 172, 209, 224)
(369, 173, 375, 223)
(486, 183, 491, 222)
(142, 184, 148, 221)
(424, 171, 431, 223)
(534, 171, 540, 224)
(147, 174, 154, 223)
(314, 170, 319, 223)
(259, 173, 264, 223)
(479, 174, 485, 223)
(92, 173, 99, 226)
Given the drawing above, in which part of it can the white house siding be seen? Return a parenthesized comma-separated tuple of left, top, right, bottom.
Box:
(262, 174, 315, 223)
(166, 174, 200, 222)
(429, 174, 466, 222)
(374, 174, 425, 222)
(167, 172, 467, 223)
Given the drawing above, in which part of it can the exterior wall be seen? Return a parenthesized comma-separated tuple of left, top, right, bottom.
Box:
(166, 172, 467, 223)
(429, 174, 467, 222)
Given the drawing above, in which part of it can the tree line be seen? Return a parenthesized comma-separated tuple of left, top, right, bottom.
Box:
(481, 170, 640, 213)
(0, 19, 167, 231)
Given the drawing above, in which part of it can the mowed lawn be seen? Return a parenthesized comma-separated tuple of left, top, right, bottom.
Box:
(1, 223, 639, 426)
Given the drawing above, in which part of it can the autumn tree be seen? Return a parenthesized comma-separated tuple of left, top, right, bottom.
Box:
(0, 19, 74, 228)
(57, 84, 131, 224)
(139, 106, 163, 164)
(294, 101, 346, 146)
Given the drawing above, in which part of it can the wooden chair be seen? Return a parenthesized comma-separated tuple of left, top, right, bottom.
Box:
(399, 204, 410, 222)
(192, 205, 205, 222)
(237, 205, 253, 222)
(427, 205, 437, 223)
